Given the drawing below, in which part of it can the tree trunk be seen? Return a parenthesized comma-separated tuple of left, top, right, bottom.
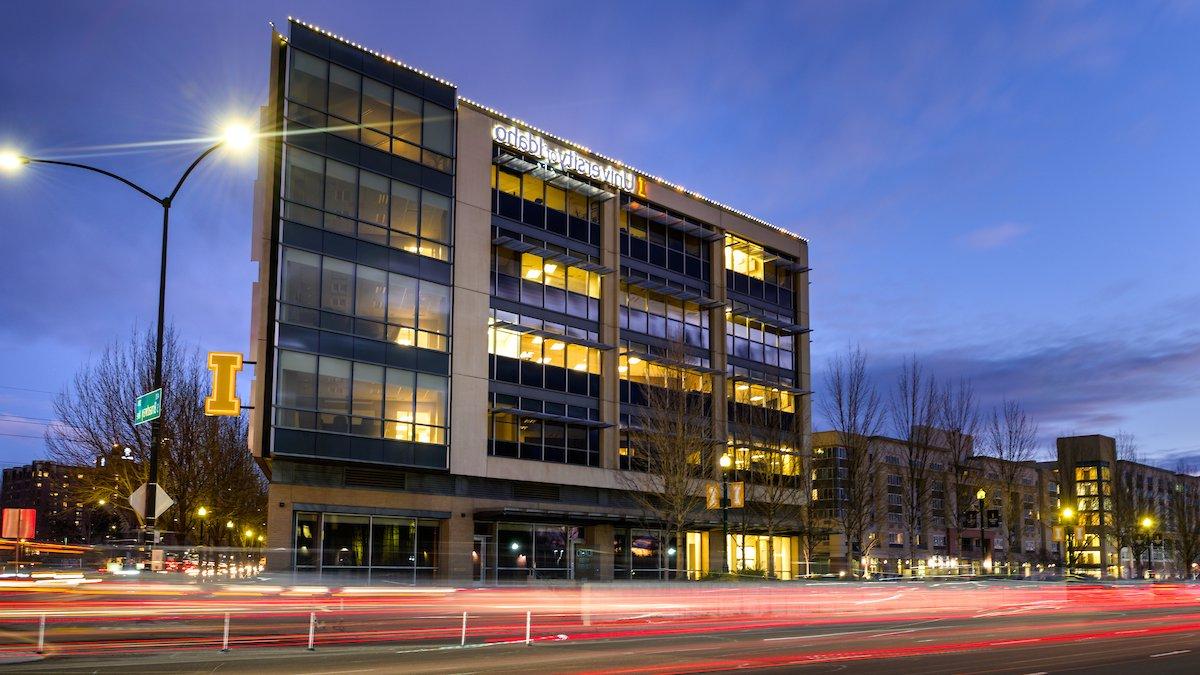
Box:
(766, 532, 776, 579)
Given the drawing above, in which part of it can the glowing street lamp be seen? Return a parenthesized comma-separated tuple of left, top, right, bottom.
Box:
(0, 122, 257, 546)
(0, 150, 28, 172)
(220, 122, 255, 151)
(1140, 516, 1157, 579)
(976, 489, 987, 574)
(1061, 505, 1077, 576)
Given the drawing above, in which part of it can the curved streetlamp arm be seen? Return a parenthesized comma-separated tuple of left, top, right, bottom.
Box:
(26, 158, 163, 205)
(166, 142, 222, 205)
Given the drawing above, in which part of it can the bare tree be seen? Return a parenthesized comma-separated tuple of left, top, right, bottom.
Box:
(46, 326, 266, 544)
(729, 400, 808, 579)
(819, 346, 884, 577)
(620, 342, 714, 579)
(1110, 431, 1150, 577)
(939, 378, 979, 566)
(983, 399, 1039, 569)
(1169, 463, 1200, 580)
(888, 357, 941, 572)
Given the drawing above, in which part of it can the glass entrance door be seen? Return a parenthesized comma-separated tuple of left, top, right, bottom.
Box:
(472, 536, 488, 584)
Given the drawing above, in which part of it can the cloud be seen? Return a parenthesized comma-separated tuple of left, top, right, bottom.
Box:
(814, 295, 1200, 463)
(959, 222, 1029, 250)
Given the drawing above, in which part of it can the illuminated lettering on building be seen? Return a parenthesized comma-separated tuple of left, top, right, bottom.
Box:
(492, 124, 636, 192)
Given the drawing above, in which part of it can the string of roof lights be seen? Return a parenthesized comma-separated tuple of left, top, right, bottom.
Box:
(287, 17, 808, 245)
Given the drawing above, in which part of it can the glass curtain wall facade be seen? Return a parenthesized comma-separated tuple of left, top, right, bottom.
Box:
(265, 21, 456, 470)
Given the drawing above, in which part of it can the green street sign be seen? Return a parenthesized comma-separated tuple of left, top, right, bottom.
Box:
(135, 388, 162, 426)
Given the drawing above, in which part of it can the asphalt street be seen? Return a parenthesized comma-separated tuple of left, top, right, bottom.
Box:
(4, 586, 1200, 673)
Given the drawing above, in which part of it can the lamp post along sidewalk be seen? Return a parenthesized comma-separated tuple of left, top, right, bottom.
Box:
(720, 453, 733, 574)
(1, 125, 254, 543)
(977, 489, 986, 575)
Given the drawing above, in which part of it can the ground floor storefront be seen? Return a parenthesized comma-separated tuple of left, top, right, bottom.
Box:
(278, 504, 804, 583)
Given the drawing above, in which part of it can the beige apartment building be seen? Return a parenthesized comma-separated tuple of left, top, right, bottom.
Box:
(247, 20, 811, 582)
(811, 429, 1059, 576)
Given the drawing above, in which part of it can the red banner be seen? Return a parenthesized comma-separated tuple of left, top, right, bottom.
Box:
(1, 508, 36, 539)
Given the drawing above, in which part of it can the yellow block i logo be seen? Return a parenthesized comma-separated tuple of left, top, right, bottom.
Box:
(204, 351, 244, 416)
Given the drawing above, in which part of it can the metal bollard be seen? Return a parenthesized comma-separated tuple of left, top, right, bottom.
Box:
(221, 612, 230, 652)
(37, 614, 45, 654)
(525, 610, 531, 646)
(461, 611, 468, 646)
(307, 611, 316, 651)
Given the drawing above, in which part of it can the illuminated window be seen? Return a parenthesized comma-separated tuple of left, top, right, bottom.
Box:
(491, 247, 602, 319)
(279, 247, 451, 351)
(725, 234, 764, 280)
(730, 380, 794, 413)
(490, 160, 601, 244)
(282, 147, 452, 261)
(487, 317, 602, 396)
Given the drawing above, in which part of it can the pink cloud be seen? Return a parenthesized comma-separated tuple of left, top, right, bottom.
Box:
(960, 222, 1029, 249)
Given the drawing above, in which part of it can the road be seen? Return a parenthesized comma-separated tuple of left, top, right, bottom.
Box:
(2, 580, 1200, 672)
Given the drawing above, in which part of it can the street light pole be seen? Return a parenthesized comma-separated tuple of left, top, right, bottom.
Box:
(720, 453, 733, 575)
(976, 488, 987, 575)
(1061, 506, 1075, 577)
(1140, 516, 1155, 579)
(1, 126, 252, 545)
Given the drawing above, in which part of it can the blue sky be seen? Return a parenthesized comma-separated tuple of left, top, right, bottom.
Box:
(1, 1, 1197, 468)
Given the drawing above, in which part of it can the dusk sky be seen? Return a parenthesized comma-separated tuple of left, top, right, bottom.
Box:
(1, 1, 1197, 469)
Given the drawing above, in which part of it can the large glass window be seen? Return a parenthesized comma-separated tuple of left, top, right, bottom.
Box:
(295, 512, 319, 567)
(724, 233, 795, 307)
(282, 147, 452, 261)
(619, 284, 708, 348)
(487, 393, 600, 467)
(289, 51, 327, 111)
(360, 78, 393, 150)
(491, 165, 601, 245)
(423, 103, 454, 156)
(730, 380, 796, 413)
(275, 349, 449, 445)
(278, 351, 317, 411)
(285, 49, 454, 172)
(726, 312, 794, 370)
(322, 513, 368, 567)
(490, 246, 601, 320)
(280, 247, 451, 351)
(487, 315, 602, 398)
(620, 198, 712, 283)
(295, 511, 438, 580)
(619, 351, 711, 408)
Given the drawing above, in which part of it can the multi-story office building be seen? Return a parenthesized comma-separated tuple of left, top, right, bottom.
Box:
(810, 430, 1058, 576)
(248, 20, 811, 582)
(0, 460, 91, 543)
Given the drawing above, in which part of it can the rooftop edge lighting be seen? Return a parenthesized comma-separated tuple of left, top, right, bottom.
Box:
(287, 17, 808, 246)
